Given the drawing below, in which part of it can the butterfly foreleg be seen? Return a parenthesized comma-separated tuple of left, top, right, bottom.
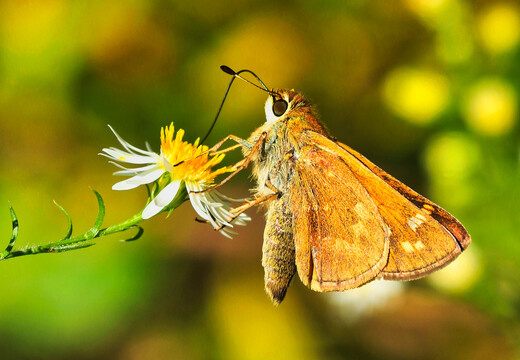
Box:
(207, 134, 253, 155)
(208, 143, 242, 156)
(192, 132, 268, 194)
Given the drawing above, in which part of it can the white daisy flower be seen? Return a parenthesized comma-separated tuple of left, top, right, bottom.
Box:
(100, 123, 250, 238)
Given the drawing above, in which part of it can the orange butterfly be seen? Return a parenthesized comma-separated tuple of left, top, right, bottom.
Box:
(204, 68, 470, 305)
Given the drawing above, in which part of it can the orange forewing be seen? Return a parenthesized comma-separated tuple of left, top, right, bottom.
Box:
(290, 144, 389, 291)
(300, 131, 470, 281)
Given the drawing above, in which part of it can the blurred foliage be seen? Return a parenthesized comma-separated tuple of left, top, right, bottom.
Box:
(0, 0, 519, 359)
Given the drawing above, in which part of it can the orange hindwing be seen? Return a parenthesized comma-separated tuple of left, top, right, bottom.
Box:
(290, 142, 390, 291)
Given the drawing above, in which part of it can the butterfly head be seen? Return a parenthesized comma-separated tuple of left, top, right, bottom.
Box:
(265, 89, 313, 123)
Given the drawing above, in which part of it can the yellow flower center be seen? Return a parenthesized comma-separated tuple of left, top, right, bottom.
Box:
(160, 123, 232, 184)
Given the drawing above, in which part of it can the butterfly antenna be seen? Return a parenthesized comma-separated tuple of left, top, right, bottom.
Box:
(200, 75, 237, 144)
(201, 65, 272, 144)
(221, 65, 273, 94)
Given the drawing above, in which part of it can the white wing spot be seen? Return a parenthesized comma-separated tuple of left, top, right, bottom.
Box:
(415, 213, 427, 221)
(408, 219, 419, 232)
(408, 213, 426, 232)
(401, 241, 414, 253)
(414, 241, 425, 251)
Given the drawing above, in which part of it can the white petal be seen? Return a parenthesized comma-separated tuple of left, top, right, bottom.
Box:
(112, 179, 141, 191)
(185, 182, 250, 238)
(161, 156, 174, 173)
(219, 229, 233, 239)
(101, 148, 158, 164)
(106, 161, 131, 171)
(188, 191, 211, 219)
(99, 148, 128, 161)
(142, 181, 181, 219)
(112, 168, 164, 190)
(233, 214, 251, 225)
(101, 147, 133, 157)
(113, 164, 158, 176)
(108, 125, 157, 157)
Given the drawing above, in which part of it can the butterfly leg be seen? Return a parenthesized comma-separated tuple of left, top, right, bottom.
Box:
(208, 134, 254, 153)
(191, 132, 268, 194)
(196, 191, 279, 231)
(226, 191, 278, 221)
(173, 135, 252, 168)
(209, 143, 242, 156)
(204, 177, 280, 232)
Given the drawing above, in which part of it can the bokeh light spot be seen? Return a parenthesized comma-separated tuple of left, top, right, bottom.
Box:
(383, 67, 450, 125)
(209, 269, 318, 360)
(325, 281, 404, 324)
(478, 3, 520, 55)
(403, 0, 450, 18)
(429, 245, 482, 294)
(424, 132, 481, 184)
(462, 78, 517, 136)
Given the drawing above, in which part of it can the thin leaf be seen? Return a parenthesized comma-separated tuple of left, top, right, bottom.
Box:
(53, 200, 73, 241)
(4, 203, 19, 253)
(120, 225, 144, 242)
(83, 190, 105, 239)
(1, 204, 28, 260)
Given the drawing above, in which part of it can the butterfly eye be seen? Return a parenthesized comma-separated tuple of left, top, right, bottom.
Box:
(272, 99, 288, 117)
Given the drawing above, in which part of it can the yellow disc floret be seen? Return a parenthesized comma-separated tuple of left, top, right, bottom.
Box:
(160, 123, 233, 184)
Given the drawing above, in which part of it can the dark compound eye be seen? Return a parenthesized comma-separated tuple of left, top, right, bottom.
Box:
(272, 99, 288, 117)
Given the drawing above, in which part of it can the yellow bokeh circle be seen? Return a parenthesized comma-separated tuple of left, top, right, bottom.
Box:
(428, 246, 482, 294)
(383, 67, 450, 125)
(424, 132, 481, 184)
(462, 78, 517, 136)
(478, 3, 520, 55)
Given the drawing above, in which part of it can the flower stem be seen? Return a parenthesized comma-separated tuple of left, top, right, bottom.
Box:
(97, 212, 143, 238)
(1, 213, 144, 261)
(0, 192, 147, 261)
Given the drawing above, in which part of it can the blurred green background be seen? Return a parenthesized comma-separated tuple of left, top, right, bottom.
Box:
(0, 0, 519, 359)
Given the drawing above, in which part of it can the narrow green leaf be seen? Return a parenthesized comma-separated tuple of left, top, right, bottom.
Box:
(120, 225, 144, 242)
(6, 203, 19, 252)
(83, 190, 105, 239)
(53, 201, 73, 241)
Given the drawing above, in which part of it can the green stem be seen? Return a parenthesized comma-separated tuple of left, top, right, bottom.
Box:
(97, 212, 143, 238)
(1, 184, 188, 262)
(1, 212, 144, 261)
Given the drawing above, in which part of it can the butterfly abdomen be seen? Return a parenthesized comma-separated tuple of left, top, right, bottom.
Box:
(262, 196, 296, 305)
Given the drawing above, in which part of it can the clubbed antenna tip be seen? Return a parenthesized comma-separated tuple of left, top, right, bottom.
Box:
(220, 65, 236, 76)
